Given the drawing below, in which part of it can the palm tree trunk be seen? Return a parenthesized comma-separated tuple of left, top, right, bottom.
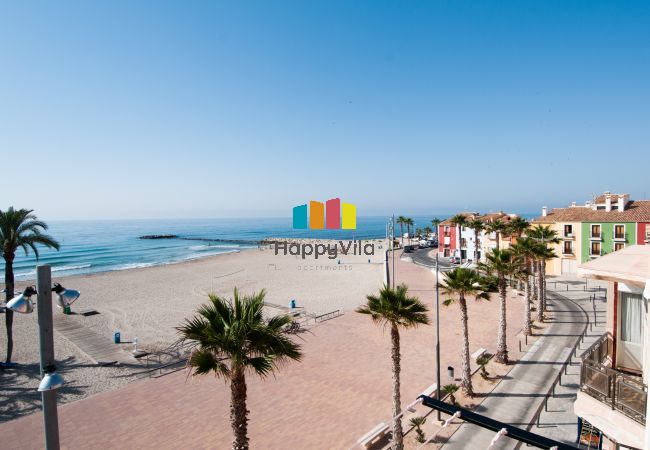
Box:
(230, 368, 249, 450)
(458, 225, 462, 262)
(474, 229, 479, 263)
(495, 275, 508, 364)
(523, 262, 532, 336)
(536, 260, 544, 322)
(390, 324, 404, 450)
(495, 232, 500, 250)
(4, 254, 15, 364)
(459, 295, 473, 396)
(541, 259, 547, 312)
(400, 224, 404, 247)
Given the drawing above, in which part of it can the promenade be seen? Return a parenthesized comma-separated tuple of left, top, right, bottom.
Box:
(441, 276, 607, 449)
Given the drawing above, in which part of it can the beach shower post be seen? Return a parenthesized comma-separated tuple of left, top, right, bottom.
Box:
(37, 265, 61, 450)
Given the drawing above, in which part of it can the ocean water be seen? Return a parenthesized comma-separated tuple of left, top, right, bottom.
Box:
(6, 216, 419, 281)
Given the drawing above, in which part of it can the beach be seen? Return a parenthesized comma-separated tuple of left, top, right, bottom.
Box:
(1, 246, 528, 448)
(1, 239, 386, 421)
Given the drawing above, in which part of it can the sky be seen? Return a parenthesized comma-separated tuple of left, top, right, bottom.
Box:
(1, 1, 649, 220)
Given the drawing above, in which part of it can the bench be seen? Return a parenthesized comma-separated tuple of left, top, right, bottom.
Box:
(471, 348, 487, 361)
(357, 422, 389, 448)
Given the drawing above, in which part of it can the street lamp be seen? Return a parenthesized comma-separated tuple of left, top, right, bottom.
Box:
(6, 266, 80, 450)
(6, 286, 37, 313)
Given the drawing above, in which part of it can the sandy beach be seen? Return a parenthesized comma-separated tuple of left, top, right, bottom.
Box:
(1, 239, 386, 421)
(1, 247, 528, 448)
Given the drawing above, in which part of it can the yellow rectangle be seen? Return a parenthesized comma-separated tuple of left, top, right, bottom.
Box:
(341, 202, 356, 229)
(310, 201, 324, 229)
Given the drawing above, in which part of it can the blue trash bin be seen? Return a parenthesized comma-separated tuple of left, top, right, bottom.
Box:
(290, 299, 296, 309)
(114, 331, 121, 344)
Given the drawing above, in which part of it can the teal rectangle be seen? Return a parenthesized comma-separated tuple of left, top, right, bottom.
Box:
(293, 204, 308, 229)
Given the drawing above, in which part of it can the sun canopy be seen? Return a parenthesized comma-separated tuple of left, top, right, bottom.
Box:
(577, 245, 650, 298)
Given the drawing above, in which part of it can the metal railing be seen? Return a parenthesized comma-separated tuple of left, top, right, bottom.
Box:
(579, 333, 647, 425)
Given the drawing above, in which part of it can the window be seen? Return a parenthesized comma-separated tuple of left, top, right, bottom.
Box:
(563, 241, 573, 254)
(591, 224, 601, 238)
(614, 242, 625, 252)
(563, 224, 573, 237)
(620, 292, 643, 344)
(590, 241, 601, 256)
(460, 238, 467, 248)
(614, 224, 625, 240)
(646, 229, 650, 242)
(444, 226, 450, 236)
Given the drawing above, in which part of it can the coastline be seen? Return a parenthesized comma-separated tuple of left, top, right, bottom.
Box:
(2, 239, 385, 422)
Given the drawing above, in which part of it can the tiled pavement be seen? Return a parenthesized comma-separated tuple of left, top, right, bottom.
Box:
(441, 276, 608, 449)
(0, 254, 527, 450)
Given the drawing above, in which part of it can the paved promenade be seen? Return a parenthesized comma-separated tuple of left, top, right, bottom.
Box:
(442, 276, 607, 449)
(0, 253, 525, 449)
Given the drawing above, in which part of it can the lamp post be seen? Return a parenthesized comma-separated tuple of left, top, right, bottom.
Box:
(37, 265, 60, 450)
(435, 251, 442, 421)
(6, 265, 80, 450)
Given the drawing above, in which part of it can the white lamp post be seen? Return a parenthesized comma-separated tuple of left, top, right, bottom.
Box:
(6, 265, 80, 450)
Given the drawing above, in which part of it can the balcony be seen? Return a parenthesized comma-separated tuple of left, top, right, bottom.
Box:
(590, 234, 602, 241)
(563, 234, 574, 240)
(613, 234, 627, 241)
(580, 334, 647, 426)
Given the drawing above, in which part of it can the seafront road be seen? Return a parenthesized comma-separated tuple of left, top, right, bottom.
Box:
(441, 277, 608, 449)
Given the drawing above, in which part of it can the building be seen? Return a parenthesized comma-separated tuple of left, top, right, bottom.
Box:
(575, 245, 650, 450)
(534, 192, 650, 276)
(437, 211, 519, 262)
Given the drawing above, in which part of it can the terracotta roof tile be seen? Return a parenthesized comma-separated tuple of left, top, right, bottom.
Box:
(532, 200, 650, 223)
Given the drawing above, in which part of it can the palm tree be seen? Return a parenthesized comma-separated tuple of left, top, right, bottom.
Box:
(405, 218, 414, 243)
(178, 289, 302, 450)
(509, 238, 537, 335)
(442, 383, 460, 405)
(431, 218, 442, 232)
(1, 208, 59, 364)
(449, 214, 468, 262)
(397, 216, 407, 246)
(484, 219, 507, 250)
(528, 225, 559, 317)
(440, 268, 489, 396)
(409, 416, 427, 443)
(416, 228, 423, 239)
(423, 226, 433, 238)
(480, 249, 519, 364)
(507, 216, 530, 240)
(467, 218, 485, 263)
(357, 284, 429, 450)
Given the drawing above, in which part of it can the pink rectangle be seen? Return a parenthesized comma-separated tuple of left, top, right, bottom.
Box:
(326, 198, 341, 229)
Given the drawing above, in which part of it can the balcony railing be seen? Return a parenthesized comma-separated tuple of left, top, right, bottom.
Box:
(613, 233, 626, 241)
(580, 334, 647, 425)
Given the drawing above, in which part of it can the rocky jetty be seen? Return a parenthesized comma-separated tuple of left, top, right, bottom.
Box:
(139, 234, 178, 240)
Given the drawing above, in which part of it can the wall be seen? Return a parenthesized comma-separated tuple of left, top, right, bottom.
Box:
(637, 222, 650, 246)
(581, 222, 637, 263)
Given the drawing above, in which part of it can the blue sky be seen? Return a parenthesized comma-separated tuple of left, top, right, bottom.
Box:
(2, 1, 649, 219)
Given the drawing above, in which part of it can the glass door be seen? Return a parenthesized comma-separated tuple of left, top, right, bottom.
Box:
(617, 292, 644, 371)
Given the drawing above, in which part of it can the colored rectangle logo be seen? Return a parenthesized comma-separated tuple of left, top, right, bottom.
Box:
(341, 202, 356, 229)
(326, 198, 341, 229)
(309, 201, 325, 229)
(293, 204, 308, 229)
(292, 198, 355, 230)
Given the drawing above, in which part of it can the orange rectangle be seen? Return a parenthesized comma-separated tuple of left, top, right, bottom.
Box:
(309, 201, 324, 229)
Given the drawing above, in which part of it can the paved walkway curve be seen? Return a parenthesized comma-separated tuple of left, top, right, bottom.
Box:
(441, 287, 590, 449)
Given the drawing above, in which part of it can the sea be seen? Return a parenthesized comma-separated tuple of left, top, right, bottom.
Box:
(7, 214, 536, 281)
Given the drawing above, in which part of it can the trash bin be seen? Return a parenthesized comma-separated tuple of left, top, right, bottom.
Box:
(63, 305, 71, 315)
(114, 331, 121, 344)
(290, 299, 296, 309)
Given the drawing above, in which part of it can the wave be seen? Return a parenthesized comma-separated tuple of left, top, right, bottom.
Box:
(111, 262, 156, 271)
(188, 244, 240, 251)
(52, 264, 92, 272)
